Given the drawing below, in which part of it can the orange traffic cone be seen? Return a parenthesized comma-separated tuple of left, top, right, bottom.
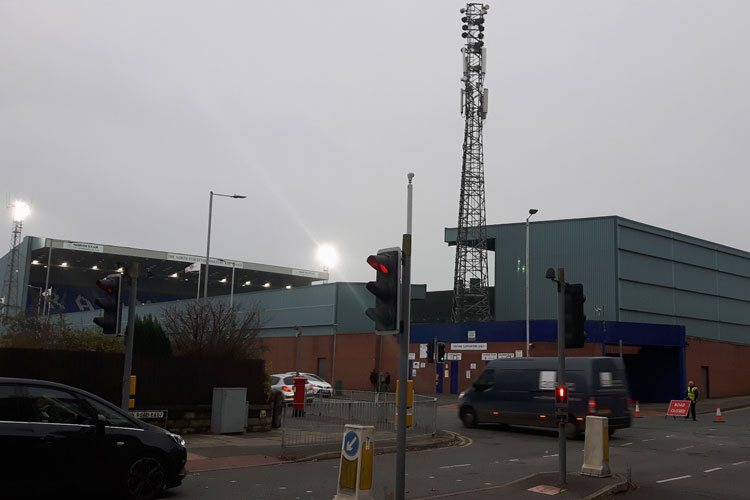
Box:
(634, 401, 642, 418)
(714, 405, 724, 423)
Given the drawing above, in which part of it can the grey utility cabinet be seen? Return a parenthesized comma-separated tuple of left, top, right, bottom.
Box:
(211, 387, 248, 434)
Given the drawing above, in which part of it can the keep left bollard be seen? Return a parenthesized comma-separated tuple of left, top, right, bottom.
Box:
(333, 424, 374, 500)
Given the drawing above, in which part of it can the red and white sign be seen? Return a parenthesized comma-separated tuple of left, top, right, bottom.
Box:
(666, 400, 691, 417)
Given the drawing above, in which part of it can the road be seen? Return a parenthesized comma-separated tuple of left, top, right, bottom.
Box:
(170, 405, 750, 499)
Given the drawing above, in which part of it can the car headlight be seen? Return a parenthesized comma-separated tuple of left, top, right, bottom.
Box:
(168, 432, 186, 447)
(458, 390, 466, 399)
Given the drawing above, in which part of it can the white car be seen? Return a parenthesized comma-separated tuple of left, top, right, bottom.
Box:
(284, 372, 333, 397)
(270, 374, 314, 403)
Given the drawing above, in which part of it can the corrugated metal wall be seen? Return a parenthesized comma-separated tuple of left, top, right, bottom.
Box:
(616, 218, 750, 343)
(489, 216, 618, 323)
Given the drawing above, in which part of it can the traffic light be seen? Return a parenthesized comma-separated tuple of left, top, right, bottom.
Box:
(437, 342, 447, 363)
(555, 384, 568, 407)
(564, 283, 586, 348)
(426, 338, 436, 363)
(93, 274, 122, 335)
(365, 248, 401, 334)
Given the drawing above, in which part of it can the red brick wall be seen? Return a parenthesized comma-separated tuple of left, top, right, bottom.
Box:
(258, 332, 750, 398)
(686, 337, 750, 398)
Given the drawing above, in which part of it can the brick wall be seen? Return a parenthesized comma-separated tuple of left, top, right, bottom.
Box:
(686, 337, 750, 398)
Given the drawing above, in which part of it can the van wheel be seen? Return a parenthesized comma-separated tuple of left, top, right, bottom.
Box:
(461, 409, 478, 428)
(565, 421, 582, 440)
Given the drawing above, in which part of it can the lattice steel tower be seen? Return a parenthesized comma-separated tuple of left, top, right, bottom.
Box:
(3, 202, 28, 319)
(453, 3, 492, 323)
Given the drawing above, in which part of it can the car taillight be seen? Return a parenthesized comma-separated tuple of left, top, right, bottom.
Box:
(282, 386, 293, 392)
(588, 397, 597, 415)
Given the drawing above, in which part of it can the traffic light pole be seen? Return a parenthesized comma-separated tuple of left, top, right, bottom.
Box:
(395, 173, 414, 500)
(557, 267, 567, 488)
(121, 263, 138, 411)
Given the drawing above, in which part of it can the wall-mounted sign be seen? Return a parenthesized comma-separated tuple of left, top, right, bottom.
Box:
(467, 330, 476, 341)
(497, 353, 515, 359)
(408, 352, 416, 360)
(515, 350, 524, 358)
(481, 353, 498, 361)
(446, 353, 462, 361)
(450, 343, 487, 351)
(64, 241, 103, 253)
(466, 370, 472, 379)
(419, 344, 427, 358)
(470, 363, 477, 369)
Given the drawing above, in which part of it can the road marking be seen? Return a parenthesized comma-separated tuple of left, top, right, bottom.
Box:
(704, 468, 722, 473)
(732, 461, 747, 466)
(656, 475, 692, 483)
(440, 463, 471, 469)
(543, 454, 559, 458)
(675, 445, 694, 451)
(666, 434, 674, 438)
(508, 459, 519, 462)
(641, 438, 655, 442)
(621, 442, 633, 447)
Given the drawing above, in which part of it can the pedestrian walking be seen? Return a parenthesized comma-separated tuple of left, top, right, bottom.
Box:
(370, 369, 378, 392)
(685, 380, 698, 421)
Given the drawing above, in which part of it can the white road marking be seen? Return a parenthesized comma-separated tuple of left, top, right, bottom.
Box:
(543, 454, 559, 458)
(675, 445, 694, 451)
(456, 479, 463, 482)
(656, 475, 692, 483)
(279, 486, 287, 490)
(305, 491, 313, 493)
(440, 463, 472, 469)
(704, 468, 722, 473)
(642, 438, 655, 442)
(428, 476, 435, 479)
(666, 434, 674, 438)
(508, 459, 519, 462)
(732, 461, 747, 466)
(620, 442, 633, 447)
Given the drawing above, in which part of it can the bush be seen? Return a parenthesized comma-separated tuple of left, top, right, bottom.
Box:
(134, 315, 172, 357)
(0, 315, 124, 353)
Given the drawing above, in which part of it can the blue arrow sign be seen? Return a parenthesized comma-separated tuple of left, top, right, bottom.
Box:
(343, 430, 359, 458)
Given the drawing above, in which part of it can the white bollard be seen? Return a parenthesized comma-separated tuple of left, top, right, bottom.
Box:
(580, 416, 611, 478)
(333, 424, 375, 500)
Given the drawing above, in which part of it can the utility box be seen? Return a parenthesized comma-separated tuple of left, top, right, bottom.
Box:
(211, 387, 247, 434)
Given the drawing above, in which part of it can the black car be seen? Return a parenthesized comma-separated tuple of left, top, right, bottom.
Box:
(0, 377, 187, 499)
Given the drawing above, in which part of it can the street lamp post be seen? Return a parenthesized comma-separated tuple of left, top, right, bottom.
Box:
(526, 208, 539, 358)
(204, 191, 246, 300)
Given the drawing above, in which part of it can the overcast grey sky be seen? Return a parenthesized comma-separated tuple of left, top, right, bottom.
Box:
(2, 1, 749, 291)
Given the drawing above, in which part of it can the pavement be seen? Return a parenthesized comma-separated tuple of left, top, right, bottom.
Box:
(183, 393, 750, 498)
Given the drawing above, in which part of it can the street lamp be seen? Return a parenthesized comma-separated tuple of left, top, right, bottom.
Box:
(526, 208, 538, 358)
(204, 191, 246, 300)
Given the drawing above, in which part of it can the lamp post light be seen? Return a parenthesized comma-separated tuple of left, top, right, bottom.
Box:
(204, 191, 246, 300)
(316, 244, 338, 283)
(526, 208, 539, 358)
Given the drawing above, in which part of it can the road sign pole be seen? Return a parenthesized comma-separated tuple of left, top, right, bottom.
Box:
(557, 267, 567, 488)
(121, 263, 138, 411)
(395, 173, 414, 500)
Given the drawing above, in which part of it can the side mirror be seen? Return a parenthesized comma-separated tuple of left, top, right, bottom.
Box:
(95, 414, 107, 436)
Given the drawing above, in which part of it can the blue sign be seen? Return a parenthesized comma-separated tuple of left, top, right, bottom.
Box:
(343, 430, 359, 458)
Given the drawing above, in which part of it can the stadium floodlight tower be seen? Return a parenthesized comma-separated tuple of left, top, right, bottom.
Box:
(453, 3, 492, 323)
(3, 201, 30, 319)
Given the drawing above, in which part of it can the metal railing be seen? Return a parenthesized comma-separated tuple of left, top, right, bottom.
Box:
(281, 391, 437, 450)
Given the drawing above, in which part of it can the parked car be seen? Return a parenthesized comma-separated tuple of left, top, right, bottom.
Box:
(459, 357, 631, 438)
(0, 377, 186, 500)
(270, 374, 314, 403)
(283, 372, 333, 397)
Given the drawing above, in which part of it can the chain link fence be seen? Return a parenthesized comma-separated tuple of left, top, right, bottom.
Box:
(281, 391, 437, 451)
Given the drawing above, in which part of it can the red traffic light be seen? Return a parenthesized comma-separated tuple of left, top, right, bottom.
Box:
(557, 386, 566, 398)
(367, 255, 390, 273)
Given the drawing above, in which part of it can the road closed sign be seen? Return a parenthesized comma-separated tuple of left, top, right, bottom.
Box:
(666, 400, 691, 417)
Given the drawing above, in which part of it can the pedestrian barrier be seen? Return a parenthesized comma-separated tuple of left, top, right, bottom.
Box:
(714, 404, 724, 423)
(634, 401, 642, 418)
(280, 391, 437, 451)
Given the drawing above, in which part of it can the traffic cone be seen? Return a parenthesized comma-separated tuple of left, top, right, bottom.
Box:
(635, 401, 642, 418)
(714, 404, 724, 423)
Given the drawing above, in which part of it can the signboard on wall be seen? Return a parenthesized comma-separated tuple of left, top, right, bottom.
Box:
(446, 353, 462, 361)
(450, 343, 487, 351)
(482, 353, 498, 361)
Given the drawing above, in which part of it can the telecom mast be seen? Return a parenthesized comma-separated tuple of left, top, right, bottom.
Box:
(453, 3, 492, 323)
